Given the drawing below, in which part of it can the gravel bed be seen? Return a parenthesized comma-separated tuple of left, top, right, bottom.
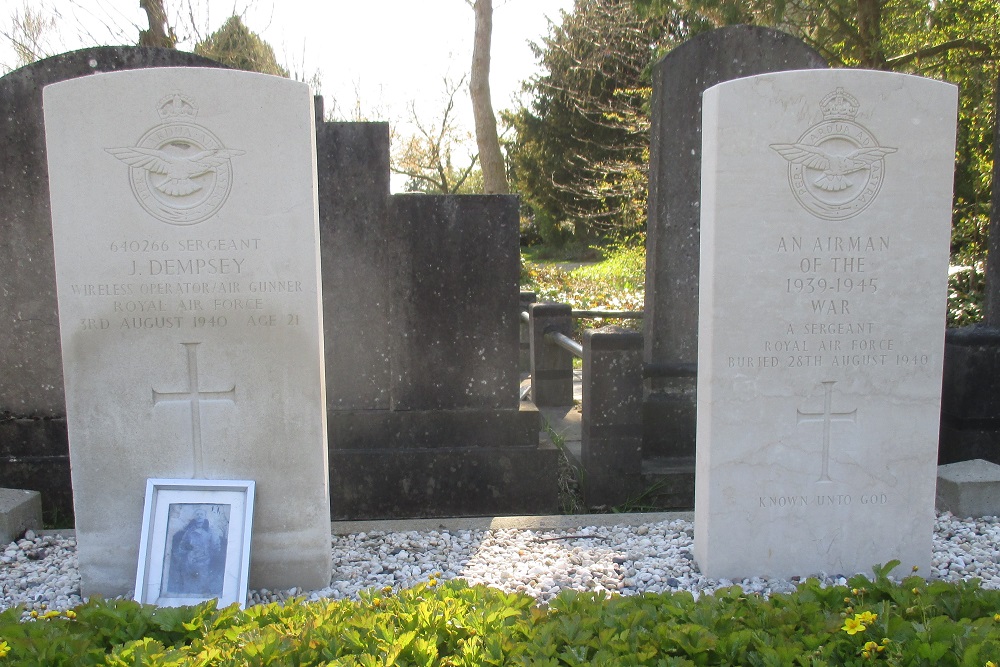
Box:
(3, 511, 998, 614)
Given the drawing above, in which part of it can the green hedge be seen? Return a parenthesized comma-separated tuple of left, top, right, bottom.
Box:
(3, 564, 1000, 665)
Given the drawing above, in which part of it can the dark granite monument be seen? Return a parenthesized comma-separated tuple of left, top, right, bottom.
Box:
(320, 157, 558, 517)
(642, 27, 827, 471)
(939, 75, 1000, 464)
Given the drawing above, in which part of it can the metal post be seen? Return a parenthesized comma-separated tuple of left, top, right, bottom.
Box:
(529, 302, 574, 407)
(519, 291, 537, 374)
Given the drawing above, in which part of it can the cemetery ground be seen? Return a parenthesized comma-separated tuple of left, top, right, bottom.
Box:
(4, 248, 1000, 665)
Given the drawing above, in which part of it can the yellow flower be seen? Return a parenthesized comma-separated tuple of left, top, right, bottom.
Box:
(864, 641, 879, 652)
(381, 586, 392, 594)
(987, 662, 997, 667)
(29, 610, 38, 619)
(862, 650, 871, 659)
(842, 617, 866, 635)
(994, 614, 1000, 622)
(857, 611, 878, 625)
(844, 597, 852, 603)
(0, 641, 9, 658)
(64, 610, 76, 619)
(41, 610, 59, 619)
(881, 638, 890, 646)
(428, 578, 438, 587)
(372, 597, 382, 607)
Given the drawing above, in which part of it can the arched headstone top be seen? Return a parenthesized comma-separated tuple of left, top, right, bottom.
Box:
(655, 25, 827, 72)
(2, 46, 223, 88)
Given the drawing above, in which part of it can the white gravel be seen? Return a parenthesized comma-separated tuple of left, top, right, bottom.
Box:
(3, 511, 999, 613)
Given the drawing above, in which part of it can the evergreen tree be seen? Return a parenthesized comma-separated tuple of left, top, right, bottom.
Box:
(194, 15, 288, 77)
(504, 0, 704, 245)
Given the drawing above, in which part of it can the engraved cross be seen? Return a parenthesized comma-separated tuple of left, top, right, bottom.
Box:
(152, 342, 236, 476)
(796, 380, 857, 483)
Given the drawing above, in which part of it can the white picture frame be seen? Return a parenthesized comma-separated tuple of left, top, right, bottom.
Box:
(135, 479, 255, 608)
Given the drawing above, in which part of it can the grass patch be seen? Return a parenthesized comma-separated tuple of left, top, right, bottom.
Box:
(520, 242, 604, 264)
(541, 414, 587, 516)
(521, 241, 644, 332)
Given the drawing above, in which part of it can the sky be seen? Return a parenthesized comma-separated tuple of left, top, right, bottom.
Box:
(0, 0, 573, 130)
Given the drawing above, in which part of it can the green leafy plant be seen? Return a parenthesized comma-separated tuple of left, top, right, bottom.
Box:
(4, 567, 1000, 665)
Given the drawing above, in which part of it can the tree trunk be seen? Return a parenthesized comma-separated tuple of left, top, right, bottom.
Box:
(139, 0, 175, 48)
(856, 0, 884, 68)
(470, 0, 509, 194)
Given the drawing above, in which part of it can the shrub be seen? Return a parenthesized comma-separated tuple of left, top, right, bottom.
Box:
(4, 566, 1000, 665)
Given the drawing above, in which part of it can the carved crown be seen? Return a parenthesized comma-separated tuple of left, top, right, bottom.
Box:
(157, 93, 198, 121)
(820, 88, 859, 120)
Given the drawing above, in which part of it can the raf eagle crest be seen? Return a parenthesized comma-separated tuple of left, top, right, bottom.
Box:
(770, 88, 895, 220)
(107, 93, 244, 225)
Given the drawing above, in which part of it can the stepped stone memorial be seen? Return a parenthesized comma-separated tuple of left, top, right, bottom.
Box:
(694, 70, 958, 579)
(43, 68, 331, 596)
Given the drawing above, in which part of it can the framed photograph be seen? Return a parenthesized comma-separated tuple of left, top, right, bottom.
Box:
(135, 479, 255, 608)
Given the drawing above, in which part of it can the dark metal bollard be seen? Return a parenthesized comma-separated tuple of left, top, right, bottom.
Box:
(582, 327, 644, 507)
(529, 302, 574, 406)
(519, 292, 537, 374)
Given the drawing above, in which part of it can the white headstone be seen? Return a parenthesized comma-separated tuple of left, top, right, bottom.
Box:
(43, 68, 331, 597)
(694, 70, 957, 579)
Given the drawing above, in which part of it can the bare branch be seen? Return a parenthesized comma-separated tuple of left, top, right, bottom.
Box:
(887, 39, 994, 68)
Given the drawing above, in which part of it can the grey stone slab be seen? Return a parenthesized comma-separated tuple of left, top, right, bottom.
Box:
(329, 404, 539, 450)
(329, 444, 560, 520)
(317, 120, 392, 411)
(0, 488, 42, 545)
(0, 417, 72, 525)
(389, 195, 520, 410)
(582, 328, 644, 507)
(694, 70, 957, 579)
(937, 459, 1000, 518)
(44, 67, 331, 597)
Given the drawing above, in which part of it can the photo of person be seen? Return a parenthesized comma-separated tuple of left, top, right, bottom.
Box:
(160, 503, 230, 598)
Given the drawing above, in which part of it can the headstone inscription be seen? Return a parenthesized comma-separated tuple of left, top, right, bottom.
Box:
(694, 70, 958, 579)
(43, 68, 331, 596)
